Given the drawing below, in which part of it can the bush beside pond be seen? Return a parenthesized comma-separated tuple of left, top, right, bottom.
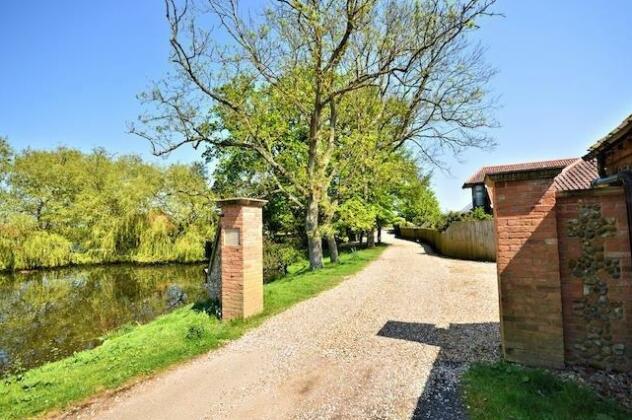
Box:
(0, 222, 210, 272)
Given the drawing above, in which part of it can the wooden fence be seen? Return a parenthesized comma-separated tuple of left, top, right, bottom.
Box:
(399, 220, 496, 262)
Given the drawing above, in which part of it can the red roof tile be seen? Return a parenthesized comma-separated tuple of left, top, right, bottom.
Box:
(554, 159, 599, 191)
(462, 158, 580, 188)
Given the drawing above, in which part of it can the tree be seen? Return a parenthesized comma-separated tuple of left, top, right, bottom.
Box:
(0, 142, 216, 270)
(333, 140, 441, 245)
(133, 0, 497, 269)
(210, 147, 305, 238)
(8, 148, 86, 230)
(336, 197, 376, 239)
(397, 170, 442, 228)
(0, 137, 13, 218)
(0, 137, 11, 180)
(159, 163, 216, 230)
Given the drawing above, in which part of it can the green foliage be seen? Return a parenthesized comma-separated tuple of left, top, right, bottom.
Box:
(174, 230, 207, 262)
(336, 197, 377, 233)
(210, 145, 306, 239)
(396, 171, 442, 228)
(462, 362, 630, 420)
(0, 144, 215, 271)
(14, 231, 73, 270)
(263, 239, 304, 283)
(205, 76, 443, 244)
(136, 0, 497, 269)
(435, 207, 493, 231)
(469, 206, 494, 220)
(0, 136, 12, 184)
(0, 245, 386, 419)
(434, 211, 467, 231)
(329, 91, 443, 234)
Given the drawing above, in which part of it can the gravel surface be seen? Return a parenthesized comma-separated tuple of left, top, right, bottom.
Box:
(558, 366, 632, 410)
(62, 234, 500, 420)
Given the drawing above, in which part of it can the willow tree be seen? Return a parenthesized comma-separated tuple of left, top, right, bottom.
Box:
(133, 0, 497, 269)
(0, 138, 13, 222)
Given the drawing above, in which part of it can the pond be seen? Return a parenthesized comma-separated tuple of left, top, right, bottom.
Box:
(0, 263, 207, 377)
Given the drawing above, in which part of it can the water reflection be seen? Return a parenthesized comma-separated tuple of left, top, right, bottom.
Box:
(0, 263, 205, 377)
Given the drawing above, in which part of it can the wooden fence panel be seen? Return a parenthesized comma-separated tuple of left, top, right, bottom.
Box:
(399, 220, 496, 262)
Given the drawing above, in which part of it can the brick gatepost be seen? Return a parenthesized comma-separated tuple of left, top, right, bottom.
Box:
(486, 175, 565, 368)
(217, 198, 267, 320)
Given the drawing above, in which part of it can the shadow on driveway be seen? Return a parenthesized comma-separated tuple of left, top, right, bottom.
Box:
(377, 321, 500, 420)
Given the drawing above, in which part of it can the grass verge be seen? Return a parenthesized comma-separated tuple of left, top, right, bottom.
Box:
(0, 245, 386, 419)
(462, 362, 631, 420)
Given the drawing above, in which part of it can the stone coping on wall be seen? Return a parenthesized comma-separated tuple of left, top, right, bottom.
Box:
(216, 198, 268, 208)
(486, 167, 565, 184)
(556, 185, 624, 198)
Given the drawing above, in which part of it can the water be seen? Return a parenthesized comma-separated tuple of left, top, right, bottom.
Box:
(0, 263, 206, 377)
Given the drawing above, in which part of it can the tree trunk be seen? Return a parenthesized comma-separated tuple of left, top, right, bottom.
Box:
(327, 234, 338, 264)
(377, 224, 382, 244)
(359, 231, 364, 246)
(305, 195, 324, 269)
(367, 229, 376, 248)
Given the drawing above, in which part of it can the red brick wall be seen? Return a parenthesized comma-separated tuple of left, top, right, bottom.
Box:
(556, 187, 632, 370)
(490, 177, 565, 368)
(220, 203, 264, 320)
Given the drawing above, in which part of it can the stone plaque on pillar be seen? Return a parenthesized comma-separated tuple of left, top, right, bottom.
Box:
(224, 228, 240, 246)
(216, 198, 266, 320)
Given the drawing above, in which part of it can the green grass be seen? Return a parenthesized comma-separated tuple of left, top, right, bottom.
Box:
(462, 362, 631, 420)
(0, 245, 386, 419)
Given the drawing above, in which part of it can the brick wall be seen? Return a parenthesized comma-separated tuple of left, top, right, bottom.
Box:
(489, 177, 565, 368)
(219, 201, 264, 320)
(557, 187, 632, 370)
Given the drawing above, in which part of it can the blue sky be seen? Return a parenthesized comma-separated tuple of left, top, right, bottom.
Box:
(2, 1, 632, 210)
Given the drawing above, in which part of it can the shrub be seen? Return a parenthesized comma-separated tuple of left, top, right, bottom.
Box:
(13, 232, 73, 269)
(185, 325, 204, 341)
(173, 230, 205, 262)
(469, 206, 494, 221)
(0, 236, 16, 271)
(435, 208, 493, 231)
(263, 240, 303, 283)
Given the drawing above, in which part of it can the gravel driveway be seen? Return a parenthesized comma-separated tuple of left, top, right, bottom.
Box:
(65, 234, 500, 420)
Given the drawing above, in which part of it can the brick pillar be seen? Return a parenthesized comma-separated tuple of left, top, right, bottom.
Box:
(488, 177, 565, 368)
(217, 198, 266, 320)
